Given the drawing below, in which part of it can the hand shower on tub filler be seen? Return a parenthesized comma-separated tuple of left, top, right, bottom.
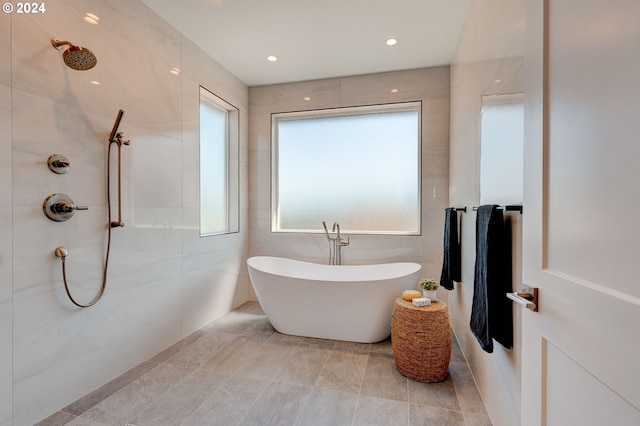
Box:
(322, 221, 350, 265)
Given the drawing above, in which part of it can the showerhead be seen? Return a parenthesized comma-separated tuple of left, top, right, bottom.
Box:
(109, 109, 124, 142)
(51, 39, 97, 71)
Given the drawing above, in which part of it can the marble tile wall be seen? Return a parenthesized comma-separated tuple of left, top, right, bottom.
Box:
(4, 0, 249, 424)
(248, 67, 450, 294)
(0, 9, 12, 426)
(448, 0, 524, 425)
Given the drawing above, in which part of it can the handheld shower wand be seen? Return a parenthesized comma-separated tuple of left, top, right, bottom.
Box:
(109, 109, 124, 143)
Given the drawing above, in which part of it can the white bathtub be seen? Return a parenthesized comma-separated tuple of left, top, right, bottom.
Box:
(246, 256, 421, 343)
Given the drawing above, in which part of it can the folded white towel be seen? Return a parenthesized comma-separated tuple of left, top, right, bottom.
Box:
(412, 297, 431, 307)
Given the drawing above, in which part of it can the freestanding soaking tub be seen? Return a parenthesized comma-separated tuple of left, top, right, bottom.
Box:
(246, 256, 421, 343)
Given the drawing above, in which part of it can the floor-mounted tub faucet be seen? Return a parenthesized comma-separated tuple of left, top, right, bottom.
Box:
(322, 221, 350, 265)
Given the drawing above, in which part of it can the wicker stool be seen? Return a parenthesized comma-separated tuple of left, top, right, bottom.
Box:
(391, 297, 452, 382)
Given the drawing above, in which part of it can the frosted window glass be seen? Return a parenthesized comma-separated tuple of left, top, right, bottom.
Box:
(200, 87, 239, 236)
(480, 95, 524, 205)
(273, 103, 421, 234)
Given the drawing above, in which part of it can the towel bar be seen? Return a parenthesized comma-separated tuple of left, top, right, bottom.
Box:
(472, 204, 523, 214)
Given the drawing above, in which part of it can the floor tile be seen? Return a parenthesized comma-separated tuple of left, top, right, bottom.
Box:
(234, 301, 264, 314)
(360, 353, 408, 402)
(241, 316, 276, 339)
(81, 364, 188, 425)
(300, 336, 337, 349)
(148, 330, 205, 363)
(408, 374, 460, 411)
(62, 360, 158, 416)
(333, 340, 371, 354)
(163, 331, 236, 371)
(295, 387, 358, 426)
(449, 361, 489, 415)
(241, 382, 312, 425)
(316, 349, 368, 394)
(66, 416, 115, 425)
(370, 337, 393, 356)
(204, 311, 262, 334)
(48, 302, 492, 426)
(409, 403, 466, 426)
(450, 333, 466, 363)
(235, 340, 298, 381)
(130, 370, 228, 426)
(275, 345, 332, 387)
(184, 376, 269, 426)
(352, 395, 409, 426)
(464, 412, 494, 426)
(268, 331, 305, 345)
(199, 335, 266, 375)
(34, 411, 76, 426)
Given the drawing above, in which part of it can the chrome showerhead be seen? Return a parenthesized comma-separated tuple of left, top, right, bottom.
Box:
(51, 39, 97, 71)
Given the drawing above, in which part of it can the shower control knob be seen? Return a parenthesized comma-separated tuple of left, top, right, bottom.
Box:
(52, 202, 88, 213)
(43, 193, 88, 222)
(47, 154, 71, 174)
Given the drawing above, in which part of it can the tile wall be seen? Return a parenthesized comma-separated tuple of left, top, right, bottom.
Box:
(448, 0, 525, 424)
(0, 8, 12, 426)
(2, 0, 249, 424)
(248, 67, 451, 288)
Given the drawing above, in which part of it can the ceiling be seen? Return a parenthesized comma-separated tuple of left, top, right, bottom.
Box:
(141, 0, 470, 87)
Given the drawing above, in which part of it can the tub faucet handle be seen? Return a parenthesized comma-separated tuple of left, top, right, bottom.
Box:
(336, 237, 350, 246)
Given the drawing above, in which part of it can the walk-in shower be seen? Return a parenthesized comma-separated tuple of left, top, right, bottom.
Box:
(43, 109, 129, 307)
(51, 38, 97, 70)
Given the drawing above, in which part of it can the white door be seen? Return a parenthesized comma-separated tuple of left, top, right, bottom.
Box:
(522, 0, 640, 424)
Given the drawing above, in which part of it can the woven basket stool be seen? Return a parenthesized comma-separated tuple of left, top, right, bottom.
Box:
(391, 297, 452, 383)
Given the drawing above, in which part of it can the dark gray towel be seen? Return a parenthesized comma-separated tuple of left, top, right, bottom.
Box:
(439, 208, 461, 290)
(470, 205, 513, 353)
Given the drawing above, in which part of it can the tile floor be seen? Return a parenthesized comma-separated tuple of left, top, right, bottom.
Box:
(36, 302, 492, 426)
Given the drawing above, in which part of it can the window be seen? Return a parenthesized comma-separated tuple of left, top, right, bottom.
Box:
(480, 94, 524, 205)
(272, 102, 421, 235)
(199, 86, 239, 236)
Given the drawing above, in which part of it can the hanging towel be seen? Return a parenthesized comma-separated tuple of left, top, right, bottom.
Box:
(439, 208, 461, 290)
(470, 205, 513, 353)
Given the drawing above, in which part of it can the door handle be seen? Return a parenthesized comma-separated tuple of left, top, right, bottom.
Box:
(507, 285, 538, 312)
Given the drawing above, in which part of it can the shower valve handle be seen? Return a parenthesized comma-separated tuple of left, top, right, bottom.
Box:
(43, 193, 88, 222)
(47, 154, 71, 174)
(53, 202, 88, 213)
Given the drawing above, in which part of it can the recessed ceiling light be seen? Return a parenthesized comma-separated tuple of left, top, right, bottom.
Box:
(267, 55, 278, 62)
(170, 67, 181, 75)
(493, 79, 502, 84)
(90, 80, 101, 86)
(386, 38, 398, 46)
(304, 96, 311, 101)
(84, 12, 100, 24)
(390, 89, 399, 94)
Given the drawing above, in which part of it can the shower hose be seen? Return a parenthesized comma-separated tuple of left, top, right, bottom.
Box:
(60, 139, 118, 308)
